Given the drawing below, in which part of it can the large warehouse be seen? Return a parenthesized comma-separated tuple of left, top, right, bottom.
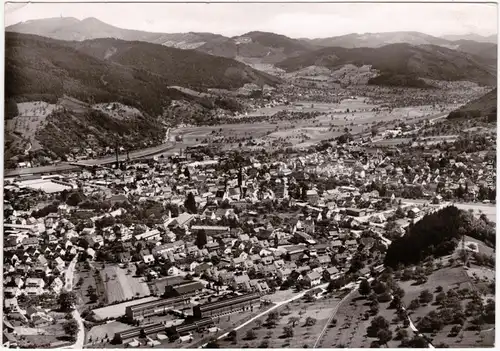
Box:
(193, 293, 261, 319)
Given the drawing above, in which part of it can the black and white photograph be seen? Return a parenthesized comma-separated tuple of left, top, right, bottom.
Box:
(2, 1, 497, 349)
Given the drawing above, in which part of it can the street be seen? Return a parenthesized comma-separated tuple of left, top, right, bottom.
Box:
(61, 254, 85, 350)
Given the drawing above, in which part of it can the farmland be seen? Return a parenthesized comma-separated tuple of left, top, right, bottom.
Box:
(99, 265, 151, 304)
(161, 98, 459, 158)
(216, 295, 345, 349)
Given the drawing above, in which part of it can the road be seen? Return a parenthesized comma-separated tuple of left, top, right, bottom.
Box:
(61, 254, 85, 350)
(312, 288, 357, 348)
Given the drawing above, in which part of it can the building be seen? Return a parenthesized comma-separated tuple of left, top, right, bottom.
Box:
(165, 281, 204, 298)
(193, 293, 261, 319)
(113, 322, 165, 344)
(190, 225, 230, 238)
(346, 208, 366, 217)
(135, 229, 161, 241)
(174, 317, 214, 336)
(125, 296, 190, 321)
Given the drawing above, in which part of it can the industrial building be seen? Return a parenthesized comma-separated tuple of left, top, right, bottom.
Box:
(193, 293, 261, 319)
(125, 296, 190, 321)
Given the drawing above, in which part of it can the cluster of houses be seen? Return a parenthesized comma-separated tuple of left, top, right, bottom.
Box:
(3, 121, 494, 347)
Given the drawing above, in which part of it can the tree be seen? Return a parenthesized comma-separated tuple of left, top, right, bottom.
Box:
(66, 192, 84, 207)
(367, 316, 390, 337)
(358, 279, 371, 296)
(58, 292, 77, 312)
(255, 319, 263, 329)
(184, 192, 197, 214)
(419, 289, 433, 304)
(370, 302, 380, 315)
(408, 298, 420, 311)
(5, 99, 19, 119)
(258, 340, 269, 348)
(245, 330, 257, 340)
(63, 319, 79, 341)
(206, 339, 219, 348)
(283, 326, 294, 338)
(228, 330, 237, 342)
(289, 316, 300, 327)
(305, 317, 316, 326)
(377, 329, 392, 346)
(195, 229, 207, 249)
(184, 167, 191, 180)
(395, 329, 408, 340)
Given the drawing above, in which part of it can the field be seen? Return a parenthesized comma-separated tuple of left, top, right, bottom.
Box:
(93, 103, 144, 120)
(216, 295, 344, 349)
(398, 265, 494, 347)
(5, 101, 59, 150)
(318, 291, 409, 348)
(86, 321, 132, 346)
(454, 203, 496, 223)
(13, 312, 72, 348)
(100, 265, 151, 304)
(162, 99, 457, 159)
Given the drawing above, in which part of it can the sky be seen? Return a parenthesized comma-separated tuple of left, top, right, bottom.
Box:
(4, 1, 498, 38)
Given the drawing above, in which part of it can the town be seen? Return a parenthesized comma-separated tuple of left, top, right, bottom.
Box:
(3, 103, 496, 348)
(3, 3, 497, 350)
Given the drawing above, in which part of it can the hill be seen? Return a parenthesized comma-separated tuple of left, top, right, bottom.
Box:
(197, 31, 316, 63)
(385, 206, 495, 268)
(441, 33, 497, 44)
(306, 31, 452, 48)
(276, 43, 497, 86)
(67, 37, 279, 89)
(6, 17, 228, 49)
(5, 32, 278, 117)
(447, 88, 497, 121)
(449, 40, 497, 64)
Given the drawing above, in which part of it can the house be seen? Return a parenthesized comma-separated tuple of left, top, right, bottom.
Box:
(277, 268, 292, 281)
(142, 254, 155, 264)
(50, 277, 64, 293)
(304, 271, 322, 287)
(316, 255, 331, 267)
(322, 267, 340, 281)
(118, 252, 132, 263)
(408, 207, 421, 218)
(231, 274, 251, 291)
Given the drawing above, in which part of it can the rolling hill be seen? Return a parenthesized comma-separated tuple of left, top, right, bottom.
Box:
(276, 43, 497, 86)
(447, 88, 497, 121)
(4, 32, 279, 160)
(7, 18, 497, 68)
(197, 31, 317, 63)
(441, 33, 497, 44)
(6, 17, 228, 49)
(5, 32, 279, 117)
(305, 31, 452, 48)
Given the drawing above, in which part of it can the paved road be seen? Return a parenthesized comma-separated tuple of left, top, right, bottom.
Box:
(61, 255, 85, 350)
